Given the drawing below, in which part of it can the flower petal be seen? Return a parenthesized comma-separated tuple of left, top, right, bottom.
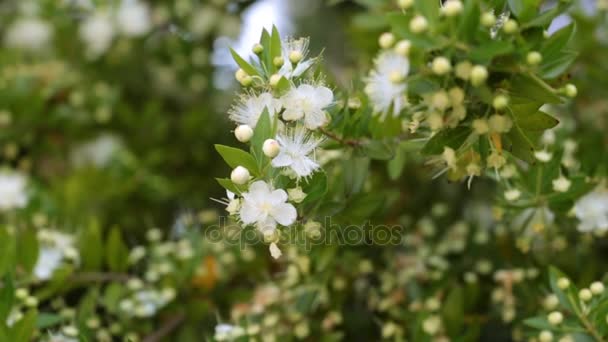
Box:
(271, 203, 297, 226)
(271, 152, 293, 167)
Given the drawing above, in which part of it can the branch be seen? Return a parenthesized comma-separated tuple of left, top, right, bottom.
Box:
(143, 313, 186, 342)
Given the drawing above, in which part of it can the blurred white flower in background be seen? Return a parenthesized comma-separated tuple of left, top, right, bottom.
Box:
(4, 17, 53, 52)
(365, 51, 409, 119)
(574, 189, 608, 233)
(0, 171, 28, 210)
(214, 324, 245, 341)
(71, 134, 123, 168)
(34, 230, 79, 280)
(79, 12, 115, 58)
(116, 0, 152, 37)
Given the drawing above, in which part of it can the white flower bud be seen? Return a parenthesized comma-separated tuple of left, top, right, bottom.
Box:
(442, 0, 463, 17)
(539, 330, 553, 342)
(394, 40, 411, 56)
(503, 19, 518, 34)
(488, 114, 512, 133)
(481, 12, 496, 27)
(234, 125, 254, 142)
(410, 15, 428, 33)
(579, 288, 592, 301)
(456, 61, 472, 80)
(534, 150, 553, 163)
(262, 139, 280, 157)
(273, 56, 284, 67)
(269, 74, 281, 87)
(422, 316, 441, 335)
(527, 51, 543, 65)
(449, 87, 465, 105)
(63, 326, 79, 337)
(252, 43, 264, 54)
(269, 242, 282, 259)
(470, 65, 488, 86)
(230, 166, 250, 185)
(552, 176, 571, 193)
(548, 311, 563, 325)
(287, 187, 307, 203)
(564, 84, 577, 98)
(473, 119, 489, 135)
(397, 0, 413, 9)
(289, 50, 303, 64)
(432, 56, 452, 75)
(378, 32, 395, 49)
(15, 288, 28, 300)
(240, 75, 252, 87)
(557, 277, 570, 289)
(591, 281, 605, 295)
(492, 95, 509, 110)
(504, 189, 521, 201)
(235, 68, 247, 82)
(24, 296, 38, 307)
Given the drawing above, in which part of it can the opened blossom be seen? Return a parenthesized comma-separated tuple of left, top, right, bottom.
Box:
(281, 84, 333, 129)
(365, 51, 409, 118)
(574, 189, 608, 233)
(229, 92, 281, 128)
(239, 181, 297, 234)
(272, 126, 322, 178)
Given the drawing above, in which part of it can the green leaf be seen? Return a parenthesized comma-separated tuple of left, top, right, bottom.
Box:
(386, 12, 441, 49)
(0, 275, 14, 323)
(508, 0, 540, 21)
(215, 144, 259, 176)
(301, 171, 328, 206)
(36, 313, 67, 329)
(470, 40, 514, 64)
(343, 156, 370, 195)
(513, 110, 559, 131)
(361, 140, 395, 160)
(0, 229, 15, 278)
(523, 316, 553, 330)
(270, 25, 282, 61)
(509, 74, 562, 104)
(539, 23, 577, 79)
(250, 109, 273, 166)
(442, 285, 465, 336)
(415, 0, 439, 25)
(421, 126, 472, 155)
(459, 0, 480, 41)
(548, 266, 580, 313)
(215, 178, 247, 194)
(79, 219, 103, 271)
(12, 310, 37, 342)
(229, 48, 259, 77)
(16, 229, 38, 274)
(106, 227, 129, 272)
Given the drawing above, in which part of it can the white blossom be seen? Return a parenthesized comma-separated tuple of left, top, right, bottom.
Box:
(34, 230, 78, 280)
(281, 84, 333, 129)
(269, 242, 282, 259)
(214, 324, 245, 341)
(228, 92, 281, 128)
(0, 171, 28, 210)
(239, 181, 297, 234)
(574, 190, 608, 233)
(5, 17, 52, 51)
(79, 12, 115, 58)
(116, 0, 151, 37)
(272, 127, 322, 178)
(365, 51, 409, 118)
(278, 37, 315, 79)
(71, 134, 122, 168)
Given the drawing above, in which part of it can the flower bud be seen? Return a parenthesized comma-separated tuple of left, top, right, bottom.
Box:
(240, 76, 252, 87)
(504, 189, 521, 201)
(273, 56, 284, 67)
(235, 68, 248, 82)
(579, 288, 592, 301)
(410, 15, 428, 33)
(394, 40, 411, 56)
(591, 281, 605, 295)
(557, 277, 570, 289)
(432, 56, 452, 75)
(455, 61, 472, 80)
(234, 125, 254, 142)
(378, 32, 395, 49)
(503, 19, 518, 34)
(441, 0, 463, 17)
(397, 0, 413, 9)
(289, 50, 303, 64)
(539, 330, 553, 342)
(231, 166, 250, 185)
(552, 176, 571, 193)
(473, 119, 489, 135)
(269, 74, 281, 87)
(527, 51, 542, 65)
(492, 95, 509, 110)
(481, 12, 496, 27)
(262, 139, 280, 157)
(564, 84, 577, 98)
(252, 43, 264, 54)
(288, 187, 307, 203)
(548, 311, 563, 325)
(470, 65, 488, 86)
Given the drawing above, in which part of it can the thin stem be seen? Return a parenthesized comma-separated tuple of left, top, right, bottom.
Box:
(142, 313, 186, 342)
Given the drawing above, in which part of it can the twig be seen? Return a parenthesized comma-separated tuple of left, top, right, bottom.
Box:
(143, 313, 186, 342)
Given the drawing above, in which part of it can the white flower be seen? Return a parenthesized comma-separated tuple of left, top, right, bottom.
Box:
(278, 37, 315, 79)
(574, 190, 608, 233)
(272, 127, 322, 178)
(269, 242, 282, 259)
(5, 17, 52, 51)
(116, 0, 151, 37)
(79, 12, 115, 58)
(0, 171, 28, 210)
(229, 92, 281, 128)
(281, 84, 333, 129)
(225, 191, 241, 215)
(214, 324, 245, 341)
(34, 230, 77, 280)
(365, 51, 409, 118)
(239, 181, 297, 234)
(552, 176, 571, 193)
(71, 134, 122, 168)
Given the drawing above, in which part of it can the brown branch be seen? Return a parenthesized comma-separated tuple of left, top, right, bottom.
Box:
(319, 127, 361, 146)
(143, 313, 186, 342)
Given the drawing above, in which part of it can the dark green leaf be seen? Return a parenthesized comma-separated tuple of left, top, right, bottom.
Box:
(421, 126, 472, 155)
(215, 144, 259, 176)
(229, 48, 259, 77)
(106, 227, 129, 272)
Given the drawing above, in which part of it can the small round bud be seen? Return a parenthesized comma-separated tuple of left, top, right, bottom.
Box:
(579, 288, 593, 301)
(503, 19, 518, 34)
(564, 84, 577, 98)
(273, 56, 284, 67)
(432, 56, 452, 75)
(262, 139, 280, 158)
(289, 50, 303, 64)
(527, 51, 543, 65)
(455, 61, 472, 80)
(240, 75, 252, 87)
(442, 0, 463, 17)
(557, 277, 570, 289)
(591, 281, 605, 295)
(231, 166, 250, 185)
(397, 0, 413, 9)
(470, 65, 488, 86)
(252, 43, 264, 55)
(389, 70, 405, 83)
(539, 330, 553, 342)
(481, 12, 496, 27)
(548, 311, 563, 325)
(15, 288, 28, 300)
(410, 15, 428, 33)
(493, 95, 509, 110)
(394, 40, 411, 56)
(24, 296, 38, 307)
(269, 74, 282, 87)
(379, 32, 396, 49)
(235, 68, 248, 82)
(234, 125, 254, 143)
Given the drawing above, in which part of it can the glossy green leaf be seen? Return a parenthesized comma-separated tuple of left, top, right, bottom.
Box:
(215, 144, 259, 176)
(106, 227, 129, 272)
(421, 126, 472, 155)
